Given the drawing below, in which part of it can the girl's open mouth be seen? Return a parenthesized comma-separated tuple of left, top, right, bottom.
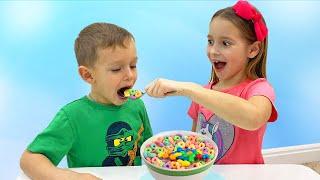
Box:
(213, 61, 227, 70)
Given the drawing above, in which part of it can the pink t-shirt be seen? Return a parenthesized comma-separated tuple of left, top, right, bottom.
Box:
(188, 78, 278, 164)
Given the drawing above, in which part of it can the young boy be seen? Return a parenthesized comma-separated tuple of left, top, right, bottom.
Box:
(20, 23, 153, 179)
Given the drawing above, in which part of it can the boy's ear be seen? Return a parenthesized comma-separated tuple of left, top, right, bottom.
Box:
(78, 66, 94, 84)
(248, 41, 261, 59)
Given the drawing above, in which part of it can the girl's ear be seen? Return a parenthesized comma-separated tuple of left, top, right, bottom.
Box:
(248, 41, 261, 59)
(78, 66, 94, 84)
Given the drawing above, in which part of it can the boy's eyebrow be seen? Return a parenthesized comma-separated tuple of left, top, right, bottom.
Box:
(128, 57, 138, 64)
(132, 57, 138, 62)
(107, 57, 138, 66)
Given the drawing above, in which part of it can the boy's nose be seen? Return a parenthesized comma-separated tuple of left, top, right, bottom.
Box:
(123, 68, 135, 81)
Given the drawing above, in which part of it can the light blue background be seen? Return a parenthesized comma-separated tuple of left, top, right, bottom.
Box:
(1, 1, 319, 179)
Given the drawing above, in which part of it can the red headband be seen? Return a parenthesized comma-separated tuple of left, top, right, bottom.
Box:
(232, 0, 268, 41)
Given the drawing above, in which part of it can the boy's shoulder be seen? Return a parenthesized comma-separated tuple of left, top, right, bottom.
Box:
(126, 98, 145, 107)
(61, 96, 146, 112)
(56, 97, 148, 120)
(60, 96, 89, 113)
(124, 99, 147, 113)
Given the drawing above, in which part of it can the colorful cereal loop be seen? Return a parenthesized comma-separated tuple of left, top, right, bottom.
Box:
(145, 147, 152, 153)
(168, 136, 175, 145)
(198, 142, 205, 148)
(163, 139, 171, 146)
(156, 147, 164, 153)
(150, 143, 157, 150)
(208, 149, 215, 155)
(173, 135, 181, 141)
(177, 141, 186, 148)
(163, 162, 172, 169)
(188, 135, 196, 143)
(205, 142, 213, 149)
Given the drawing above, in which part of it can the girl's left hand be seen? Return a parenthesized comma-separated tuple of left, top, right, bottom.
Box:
(145, 78, 187, 98)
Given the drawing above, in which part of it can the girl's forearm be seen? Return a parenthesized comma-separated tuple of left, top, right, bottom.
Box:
(182, 83, 263, 130)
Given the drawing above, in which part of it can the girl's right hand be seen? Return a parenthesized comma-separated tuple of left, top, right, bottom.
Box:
(145, 78, 200, 98)
(145, 78, 185, 98)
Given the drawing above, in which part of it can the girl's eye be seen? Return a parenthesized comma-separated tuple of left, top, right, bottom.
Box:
(208, 40, 214, 46)
(130, 65, 137, 69)
(223, 40, 231, 46)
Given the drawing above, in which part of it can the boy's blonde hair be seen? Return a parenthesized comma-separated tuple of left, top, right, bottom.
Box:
(210, 7, 268, 84)
(74, 23, 134, 67)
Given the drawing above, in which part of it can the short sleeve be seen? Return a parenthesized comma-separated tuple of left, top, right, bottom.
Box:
(27, 109, 75, 165)
(244, 79, 278, 122)
(187, 101, 199, 121)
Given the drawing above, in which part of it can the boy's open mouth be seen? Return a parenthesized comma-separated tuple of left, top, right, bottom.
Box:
(117, 86, 131, 99)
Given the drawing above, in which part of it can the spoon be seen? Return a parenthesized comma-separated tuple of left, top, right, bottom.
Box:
(123, 89, 145, 100)
(123, 89, 176, 100)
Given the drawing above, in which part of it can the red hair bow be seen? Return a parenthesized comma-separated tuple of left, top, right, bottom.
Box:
(232, 0, 268, 41)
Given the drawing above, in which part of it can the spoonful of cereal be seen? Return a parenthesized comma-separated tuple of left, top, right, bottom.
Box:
(118, 88, 177, 100)
(123, 88, 145, 100)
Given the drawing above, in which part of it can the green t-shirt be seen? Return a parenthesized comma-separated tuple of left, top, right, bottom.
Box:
(27, 96, 153, 167)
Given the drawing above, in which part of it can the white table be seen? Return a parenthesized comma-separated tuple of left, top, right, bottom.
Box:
(17, 164, 320, 180)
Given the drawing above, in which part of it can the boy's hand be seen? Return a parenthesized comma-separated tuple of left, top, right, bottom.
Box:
(73, 172, 102, 180)
(58, 169, 102, 180)
(145, 78, 189, 98)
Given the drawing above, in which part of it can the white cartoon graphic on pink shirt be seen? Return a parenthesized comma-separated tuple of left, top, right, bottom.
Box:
(196, 112, 235, 161)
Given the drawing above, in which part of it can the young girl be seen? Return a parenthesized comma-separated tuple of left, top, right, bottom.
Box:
(145, 0, 278, 164)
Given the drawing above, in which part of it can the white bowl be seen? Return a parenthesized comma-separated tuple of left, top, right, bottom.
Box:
(140, 130, 218, 180)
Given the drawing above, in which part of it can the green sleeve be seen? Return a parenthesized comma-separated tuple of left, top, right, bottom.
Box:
(141, 101, 153, 141)
(27, 109, 75, 166)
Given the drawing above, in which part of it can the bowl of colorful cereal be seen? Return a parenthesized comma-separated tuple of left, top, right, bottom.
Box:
(140, 130, 218, 180)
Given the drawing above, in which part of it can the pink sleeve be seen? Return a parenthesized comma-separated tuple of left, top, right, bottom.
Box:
(244, 79, 278, 122)
(187, 101, 199, 121)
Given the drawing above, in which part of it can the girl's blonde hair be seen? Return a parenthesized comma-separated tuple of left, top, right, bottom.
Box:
(209, 7, 268, 84)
